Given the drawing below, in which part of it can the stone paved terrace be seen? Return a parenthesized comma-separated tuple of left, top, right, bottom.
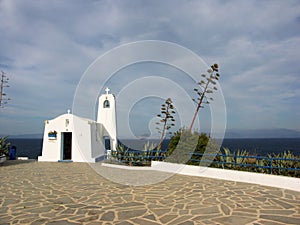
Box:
(1, 160, 300, 225)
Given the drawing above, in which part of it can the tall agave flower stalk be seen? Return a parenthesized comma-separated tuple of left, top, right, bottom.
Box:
(189, 64, 220, 131)
(156, 98, 176, 150)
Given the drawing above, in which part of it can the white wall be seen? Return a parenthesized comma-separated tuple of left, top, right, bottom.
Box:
(39, 113, 106, 162)
(151, 161, 300, 192)
(39, 114, 69, 162)
(91, 123, 106, 159)
(71, 115, 93, 162)
(73, 117, 106, 162)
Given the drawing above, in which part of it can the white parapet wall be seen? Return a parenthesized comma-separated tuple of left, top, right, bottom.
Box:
(151, 161, 300, 192)
(0, 156, 6, 163)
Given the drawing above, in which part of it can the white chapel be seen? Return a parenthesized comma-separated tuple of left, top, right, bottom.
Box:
(38, 88, 117, 162)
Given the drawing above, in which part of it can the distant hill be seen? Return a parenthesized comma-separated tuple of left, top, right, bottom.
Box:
(225, 128, 300, 138)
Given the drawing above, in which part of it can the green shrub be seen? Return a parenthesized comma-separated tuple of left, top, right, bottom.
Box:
(0, 136, 10, 156)
(268, 151, 300, 177)
(166, 128, 209, 164)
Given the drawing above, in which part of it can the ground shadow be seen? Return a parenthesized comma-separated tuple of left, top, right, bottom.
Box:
(0, 159, 36, 167)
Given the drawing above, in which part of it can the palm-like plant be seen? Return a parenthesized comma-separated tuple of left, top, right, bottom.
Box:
(189, 63, 220, 131)
(156, 98, 176, 150)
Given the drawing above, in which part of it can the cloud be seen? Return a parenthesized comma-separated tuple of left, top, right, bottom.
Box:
(0, 0, 299, 135)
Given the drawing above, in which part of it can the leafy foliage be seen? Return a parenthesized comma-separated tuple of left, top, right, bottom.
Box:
(0, 136, 10, 156)
(267, 151, 300, 176)
(166, 127, 209, 164)
(110, 142, 166, 166)
(210, 148, 300, 177)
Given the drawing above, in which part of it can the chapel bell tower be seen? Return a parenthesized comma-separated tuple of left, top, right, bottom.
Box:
(97, 88, 117, 150)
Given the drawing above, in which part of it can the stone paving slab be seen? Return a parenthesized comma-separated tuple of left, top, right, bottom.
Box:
(1, 160, 300, 224)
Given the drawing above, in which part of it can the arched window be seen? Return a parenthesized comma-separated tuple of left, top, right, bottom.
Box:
(103, 100, 110, 108)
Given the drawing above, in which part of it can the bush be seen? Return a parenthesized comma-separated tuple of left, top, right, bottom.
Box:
(166, 128, 209, 164)
(0, 136, 10, 157)
(267, 151, 300, 177)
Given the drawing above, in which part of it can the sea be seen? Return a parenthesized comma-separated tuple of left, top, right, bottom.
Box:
(7, 138, 300, 159)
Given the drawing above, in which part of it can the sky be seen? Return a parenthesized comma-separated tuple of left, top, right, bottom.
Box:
(0, 0, 299, 138)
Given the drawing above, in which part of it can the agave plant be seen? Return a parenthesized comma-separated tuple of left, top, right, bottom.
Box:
(143, 141, 156, 151)
(235, 149, 249, 165)
(115, 143, 129, 162)
(189, 63, 220, 131)
(156, 98, 176, 150)
(0, 71, 11, 108)
(221, 147, 234, 169)
(268, 151, 300, 176)
(256, 158, 268, 173)
(142, 141, 156, 163)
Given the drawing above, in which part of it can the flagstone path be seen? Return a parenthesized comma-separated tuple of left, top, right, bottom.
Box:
(1, 160, 300, 225)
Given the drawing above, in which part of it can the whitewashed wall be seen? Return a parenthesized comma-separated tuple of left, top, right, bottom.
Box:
(151, 161, 300, 192)
(38, 113, 106, 162)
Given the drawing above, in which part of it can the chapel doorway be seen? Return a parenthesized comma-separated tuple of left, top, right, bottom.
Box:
(104, 136, 111, 150)
(62, 132, 72, 160)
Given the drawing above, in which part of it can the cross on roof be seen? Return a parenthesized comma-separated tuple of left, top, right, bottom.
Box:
(105, 87, 110, 95)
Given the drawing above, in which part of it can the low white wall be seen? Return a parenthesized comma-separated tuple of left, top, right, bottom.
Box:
(151, 161, 300, 192)
(101, 162, 153, 170)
